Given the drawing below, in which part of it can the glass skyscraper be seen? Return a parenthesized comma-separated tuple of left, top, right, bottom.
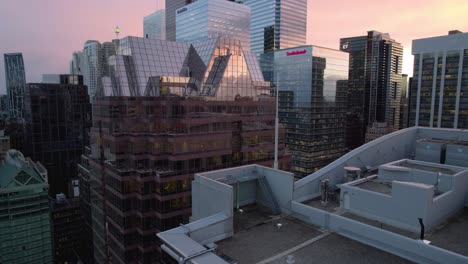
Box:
(409, 31, 468, 129)
(144, 9, 166, 40)
(4, 53, 26, 118)
(80, 36, 289, 263)
(244, 0, 307, 55)
(165, 0, 195, 41)
(263, 46, 349, 177)
(176, 0, 251, 50)
(340, 31, 403, 148)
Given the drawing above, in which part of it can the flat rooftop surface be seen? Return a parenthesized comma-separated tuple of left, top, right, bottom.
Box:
(397, 160, 459, 175)
(356, 180, 392, 195)
(217, 205, 414, 264)
(428, 208, 468, 257)
(269, 233, 413, 264)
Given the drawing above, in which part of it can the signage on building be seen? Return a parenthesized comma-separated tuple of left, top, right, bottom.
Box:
(177, 7, 188, 15)
(342, 42, 349, 50)
(286, 49, 307, 56)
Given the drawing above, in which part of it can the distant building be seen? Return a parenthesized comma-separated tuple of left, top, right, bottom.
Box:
(400, 74, 409, 129)
(0, 131, 10, 160)
(23, 74, 91, 196)
(51, 194, 86, 264)
(71, 40, 116, 101)
(165, 0, 194, 41)
(4, 53, 26, 118)
(340, 31, 403, 150)
(176, 0, 251, 50)
(409, 30, 468, 128)
(0, 150, 52, 264)
(80, 36, 290, 263)
(244, 0, 308, 55)
(144, 9, 166, 39)
(262, 45, 349, 177)
(0, 94, 8, 114)
(364, 122, 397, 142)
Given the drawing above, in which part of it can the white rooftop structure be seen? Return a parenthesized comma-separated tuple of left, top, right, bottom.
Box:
(158, 127, 468, 264)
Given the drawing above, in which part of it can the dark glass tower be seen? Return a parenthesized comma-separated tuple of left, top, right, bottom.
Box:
(340, 31, 403, 149)
(4, 53, 26, 118)
(245, 0, 308, 55)
(23, 74, 91, 196)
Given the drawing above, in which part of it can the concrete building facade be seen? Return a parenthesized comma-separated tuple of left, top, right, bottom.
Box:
(409, 31, 468, 129)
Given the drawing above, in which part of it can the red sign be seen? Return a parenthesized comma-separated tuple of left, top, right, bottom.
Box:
(286, 49, 307, 56)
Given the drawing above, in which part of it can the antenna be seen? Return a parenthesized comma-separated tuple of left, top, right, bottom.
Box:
(114, 26, 121, 39)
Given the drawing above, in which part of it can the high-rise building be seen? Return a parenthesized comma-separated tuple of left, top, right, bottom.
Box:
(176, 0, 251, 50)
(165, 0, 194, 41)
(79, 36, 290, 263)
(262, 46, 349, 177)
(400, 74, 409, 129)
(23, 74, 91, 196)
(51, 194, 87, 264)
(244, 0, 308, 55)
(72, 40, 116, 101)
(409, 31, 468, 129)
(0, 150, 52, 264)
(144, 9, 166, 40)
(340, 31, 403, 147)
(4, 53, 26, 118)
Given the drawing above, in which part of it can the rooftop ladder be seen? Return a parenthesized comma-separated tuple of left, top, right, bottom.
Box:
(258, 176, 281, 215)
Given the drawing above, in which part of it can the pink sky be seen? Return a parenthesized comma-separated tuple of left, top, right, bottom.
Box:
(1, 0, 467, 93)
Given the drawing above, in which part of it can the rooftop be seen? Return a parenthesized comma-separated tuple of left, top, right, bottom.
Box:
(215, 205, 411, 264)
(158, 127, 468, 264)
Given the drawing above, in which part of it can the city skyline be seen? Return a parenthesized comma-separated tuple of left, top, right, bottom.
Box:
(0, 0, 467, 94)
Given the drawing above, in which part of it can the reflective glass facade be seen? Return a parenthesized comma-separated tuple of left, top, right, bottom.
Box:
(104, 36, 270, 100)
(410, 32, 468, 129)
(165, 0, 193, 41)
(144, 9, 166, 40)
(245, 0, 307, 55)
(263, 46, 349, 177)
(176, 0, 251, 50)
(4, 53, 26, 118)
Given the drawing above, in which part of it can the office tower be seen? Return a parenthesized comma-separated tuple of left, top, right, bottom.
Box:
(262, 46, 349, 177)
(409, 31, 468, 129)
(400, 74, 409, 129)
(4, 53, 26, 118)
(0, 150, 52, 264)
(165, 0, 193, 41)
(51, 194, 86, 264)
(74, 40, 116, 101)
(23, 74, 91, 196)
(340, 31, 403, 148)
(176, 0, 250, 50)
(79, 36, 290, 263)
(244, 0, 307, 55)
(144, 9, 166, 39)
